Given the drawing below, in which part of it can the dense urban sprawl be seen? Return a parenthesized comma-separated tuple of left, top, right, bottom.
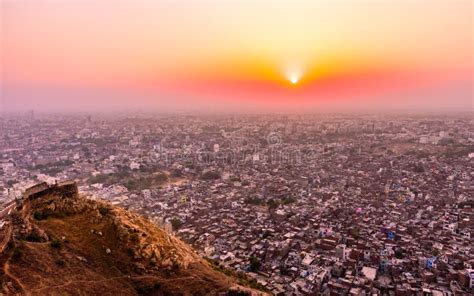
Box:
(1, 113, 473, 295)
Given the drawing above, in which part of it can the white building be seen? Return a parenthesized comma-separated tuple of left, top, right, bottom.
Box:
(130, 161, 140, 170)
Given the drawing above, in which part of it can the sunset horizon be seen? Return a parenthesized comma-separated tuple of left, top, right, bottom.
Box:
(1, 2, 474, 295)
(1, 0, 473, 113)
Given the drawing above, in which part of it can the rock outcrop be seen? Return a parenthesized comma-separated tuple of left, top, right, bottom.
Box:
(0, 182, 267, 296)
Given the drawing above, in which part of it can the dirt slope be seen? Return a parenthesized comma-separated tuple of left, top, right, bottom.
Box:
(0, 187, 266, 296)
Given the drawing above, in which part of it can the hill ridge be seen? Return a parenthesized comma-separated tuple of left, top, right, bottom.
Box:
(0, 182, 267, 296)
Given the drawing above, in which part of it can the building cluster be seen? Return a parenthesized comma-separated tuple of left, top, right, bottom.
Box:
(0, 113, 473, 295)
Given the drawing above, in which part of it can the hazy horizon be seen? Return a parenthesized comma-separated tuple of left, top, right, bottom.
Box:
(1, 0, 473, 113)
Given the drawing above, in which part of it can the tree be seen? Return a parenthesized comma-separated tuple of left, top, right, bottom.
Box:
(201, 171, 220, 180)
(245, 196, 264, 206)
(7, 180, 17, 187)
(395, 249, 404, 259)
(267, 199, 279, 209)
(262, 230, 272, 239)
(170, 169, 182, 178)
(350, 228, 360, 239)
(170, 217, 183, 231)
(154, 172, 168, 183)
(249, 256, 261, 272)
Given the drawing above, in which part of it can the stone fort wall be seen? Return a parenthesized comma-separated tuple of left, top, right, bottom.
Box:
(23, 181, 78, 200)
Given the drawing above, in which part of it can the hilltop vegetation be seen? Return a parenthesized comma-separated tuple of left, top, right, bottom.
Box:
(0, 185, 267, 296)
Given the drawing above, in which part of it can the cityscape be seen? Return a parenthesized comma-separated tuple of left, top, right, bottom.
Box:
(1, 113, 472, 295)
(1, 0, 472, 294)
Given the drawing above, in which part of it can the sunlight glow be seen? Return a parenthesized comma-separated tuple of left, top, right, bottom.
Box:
(290, 76, 299, 84)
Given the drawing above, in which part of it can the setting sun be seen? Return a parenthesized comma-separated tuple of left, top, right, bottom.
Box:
(0, 1, 472, 295)
(1, 0, 471, 112)
(290, 76, 299, 85)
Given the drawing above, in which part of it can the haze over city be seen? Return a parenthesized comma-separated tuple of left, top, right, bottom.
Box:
(0, 1, 474, 295)
(1, 0, 473, 113)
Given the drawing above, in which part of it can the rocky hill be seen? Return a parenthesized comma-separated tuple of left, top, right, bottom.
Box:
(0, 182, 267, 295)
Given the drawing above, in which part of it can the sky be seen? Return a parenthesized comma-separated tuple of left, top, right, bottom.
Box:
(1, 0, 473, 113)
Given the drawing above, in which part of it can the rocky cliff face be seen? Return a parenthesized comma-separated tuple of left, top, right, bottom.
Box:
(0, 183, 266, 296)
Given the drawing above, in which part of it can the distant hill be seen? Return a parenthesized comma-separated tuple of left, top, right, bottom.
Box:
(0, 182, 267, 296)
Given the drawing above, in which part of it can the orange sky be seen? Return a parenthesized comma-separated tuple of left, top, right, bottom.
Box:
(1, 0, 473, 112)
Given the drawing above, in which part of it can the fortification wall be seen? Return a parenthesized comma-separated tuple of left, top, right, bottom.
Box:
(24, 181, 78, 200)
